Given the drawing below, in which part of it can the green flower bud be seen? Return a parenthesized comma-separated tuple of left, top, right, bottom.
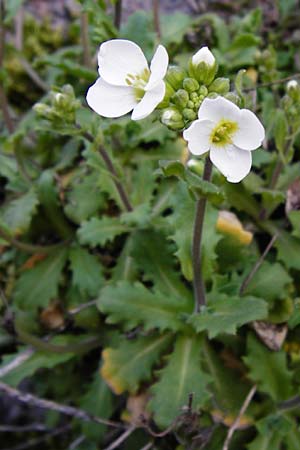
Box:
(187, 158, 204, 176)
(33, 103, 52, 117)
(182, 108, 197, 120)
(182, 77, 199, 93)
(224, 92, 242, 107)
(157, 82, 175, 108)
(286, 79, 300, 101)
(190, 92, 198, 101)
(199, 86, 208, 96)
(161, 107, 185, 130)
(165, 66, 186, 90)
(172, 89, 189, 108)
(187, 100, 194, 109)
(208, 77, 230, 95)
(189, 60, 218, 86)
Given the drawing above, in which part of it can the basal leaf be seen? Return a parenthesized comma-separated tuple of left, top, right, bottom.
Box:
(98, 281, 192, 332)
(132, 229, 192, 300)
(242, 262, 291, 302)
(1, 188, 39, 235)
(149, 334, 211, 428)
(275, 230, 300, 270)
(189, 295, 268, 338)
(0, 335, 84, 387)
(13, 248, 67, 309)
(69, 246, 104, 297)
(64, 171, 104, 224)
(101, 334, 171, 394)
(78, 216, 131, 247)
(244, 333, 293, 401)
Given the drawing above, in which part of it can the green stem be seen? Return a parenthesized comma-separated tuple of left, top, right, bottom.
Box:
(192, 157, 212, 313)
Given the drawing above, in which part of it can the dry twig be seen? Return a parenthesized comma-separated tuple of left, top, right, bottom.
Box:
(0, 381, 124, 429)
(222, 385, 257, 450)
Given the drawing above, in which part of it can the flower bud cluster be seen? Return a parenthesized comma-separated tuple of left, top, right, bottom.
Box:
(282, 79, 300, 128)
(159, 48, 229, 131)
(34, 85, 80, 125)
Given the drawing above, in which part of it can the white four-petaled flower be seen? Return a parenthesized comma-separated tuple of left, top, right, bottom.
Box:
(86, 39, 169, 121)
(183, 96, 265, 183)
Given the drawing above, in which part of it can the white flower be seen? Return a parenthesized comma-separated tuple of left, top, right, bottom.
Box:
(192, 46, 215, 67)
(86, 39, 169, 121)
(183, 96, 265, 183)
(287, 79, 298, 90)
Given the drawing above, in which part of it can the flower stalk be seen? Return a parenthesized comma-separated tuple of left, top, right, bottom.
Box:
(192, 156, 212, 313)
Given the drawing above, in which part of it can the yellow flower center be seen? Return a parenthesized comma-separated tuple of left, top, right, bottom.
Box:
(210, 119, 238, 147)
(125, 68, 150, 101)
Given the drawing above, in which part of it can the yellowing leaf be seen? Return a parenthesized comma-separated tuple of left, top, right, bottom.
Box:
(216, 210, 253, 245)
(101, 334, 171, 395)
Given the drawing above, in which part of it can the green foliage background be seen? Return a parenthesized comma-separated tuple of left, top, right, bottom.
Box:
(1, 0, 300, 449)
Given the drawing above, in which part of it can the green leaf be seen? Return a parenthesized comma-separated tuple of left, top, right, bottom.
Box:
(120, 11, 155, 59)
(69, 246, 104, 297)
(13, 248, 67, 310)
(111, 235, 138, 282)
(189, 296, 268, 338)
(78, 216, 131, 247)
(64, 171, 104, 224)
(101, 334, 171, 394)
(235, 69, 246, 98)
(149, 334, 211, 428)
(0, 334, 83, 387)
(159, 161, 224, 205)
(132, 229, 192, 300)
(289, 211, 300, 238)
(275, 230, 300, 270)
(224, 183, 260, 218)
(247, 414, 293, 450)
(159, 160, 185, 178)
(244, 333, 293, 401)
(160, 12, 193, 45)
(242, 262, 291, 302)
(202, 340, 250, 412)
(1, 188, 39, 235)
(79, 370, 114, 441)
(98, 281, 192, 332)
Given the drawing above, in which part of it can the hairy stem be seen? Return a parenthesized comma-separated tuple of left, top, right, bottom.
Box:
(244, 73, 300, 92)
(114, 0, 122, 30)
(153, 0, 161, 39)
(192, 157, 212, 313)
(80, 11, 92, 69)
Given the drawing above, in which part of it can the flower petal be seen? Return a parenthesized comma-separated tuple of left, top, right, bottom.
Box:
(192, 46, 215, 66)
(183, 119, 214, 155)
(233, 109, 265, 151)
(98, 39, 148, 86)
(86, 78, 137, 118)
(131, 80, 165, 121)
(210, 145, 252, 183)
(198, 97, 240, 123)
(145, 45, 169, 91)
